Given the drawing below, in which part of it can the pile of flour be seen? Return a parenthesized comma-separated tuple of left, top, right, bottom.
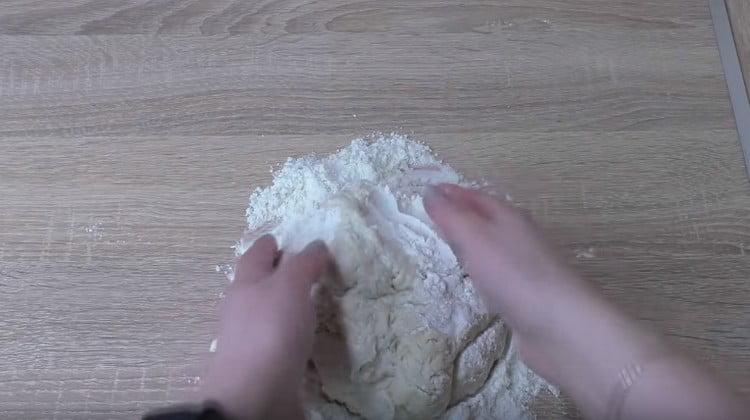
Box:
(236, 134, 550, 420)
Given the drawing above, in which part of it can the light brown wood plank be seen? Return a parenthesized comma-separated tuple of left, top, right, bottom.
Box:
(727, 0, 750, 98)
(0, 0, 717, 36)
(0, 6, 733, 137)
(2, 130, 750, 417)
(0, 0, 744, 418)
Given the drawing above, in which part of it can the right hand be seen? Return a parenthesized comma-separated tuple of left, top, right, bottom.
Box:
(423, 183, 660, 414)
(424, 184, 749, 420)
(423, 183, 588, 337)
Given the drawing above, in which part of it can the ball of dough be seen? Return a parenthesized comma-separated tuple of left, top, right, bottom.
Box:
(297, 187, 507, 420)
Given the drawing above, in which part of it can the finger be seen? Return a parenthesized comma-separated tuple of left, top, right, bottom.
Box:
(234, 234, 279, 284)
(423, 185, 487, 257)
(436, 183, 503, 220)
(280, 240, 332, 292)
(237, 222, 276, 256)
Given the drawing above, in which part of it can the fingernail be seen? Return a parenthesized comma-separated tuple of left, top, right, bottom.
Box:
(257, 233, 277, 245)
(303, 240, 329, 255)
(301, 240, 333, 278)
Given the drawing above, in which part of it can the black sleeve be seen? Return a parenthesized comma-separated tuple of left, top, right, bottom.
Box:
(143, 403, 230, 420)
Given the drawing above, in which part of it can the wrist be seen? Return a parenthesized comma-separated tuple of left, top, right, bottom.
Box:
(202, 383, 303, 420)
(618, 356, 749, 420)
(543, 290, 669, 418)
(201, 356, 301, 419)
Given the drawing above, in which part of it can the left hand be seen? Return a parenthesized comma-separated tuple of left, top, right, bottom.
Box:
(201, 235, 331, 419)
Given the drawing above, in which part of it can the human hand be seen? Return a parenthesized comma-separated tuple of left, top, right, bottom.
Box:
(423, 183, 586, 334)
(201, 235, 331, 419)
(423, 183, 647, 413)
(424, 184, 749, 419)
(425, 184, 634, 406)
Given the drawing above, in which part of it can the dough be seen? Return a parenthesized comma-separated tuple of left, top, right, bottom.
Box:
(238, 136, 549, 420)
(275, 185, 507, 419)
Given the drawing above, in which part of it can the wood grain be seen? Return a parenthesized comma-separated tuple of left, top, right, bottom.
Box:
(0, 1, 747, 419)
(728, 0, 750, 97)
(0, 0, 722, 35)
(0, 1, 734, 138)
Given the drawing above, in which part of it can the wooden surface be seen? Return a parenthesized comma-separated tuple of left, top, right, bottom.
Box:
(728, 0, 750, 97)
(0, 1, 748, 419)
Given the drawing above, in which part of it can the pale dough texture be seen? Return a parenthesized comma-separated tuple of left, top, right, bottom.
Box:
(239, 136, 547, 420)
(277, 186, 506, 419)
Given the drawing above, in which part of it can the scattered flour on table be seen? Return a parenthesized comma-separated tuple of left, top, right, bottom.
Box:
(231, 134, 552, 419)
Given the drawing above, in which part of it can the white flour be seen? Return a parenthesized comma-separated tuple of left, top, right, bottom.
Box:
(236, 134, 550, 419)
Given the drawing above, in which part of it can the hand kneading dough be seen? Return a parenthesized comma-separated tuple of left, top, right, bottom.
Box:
(276, 186, 508, 420)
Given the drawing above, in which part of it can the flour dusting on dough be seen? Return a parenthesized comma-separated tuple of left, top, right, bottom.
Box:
(237, 134, 551, 419)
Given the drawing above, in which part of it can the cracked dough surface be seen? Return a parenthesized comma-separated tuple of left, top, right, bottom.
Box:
(275, 185, 507, 419)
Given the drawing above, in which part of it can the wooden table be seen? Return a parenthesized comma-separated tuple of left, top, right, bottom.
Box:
(728, 0, 750, 96)
(1, 1, 748, 418)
